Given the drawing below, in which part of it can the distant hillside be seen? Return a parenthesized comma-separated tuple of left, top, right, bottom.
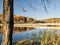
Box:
(0, 14, 36, 24)
(0, 14, 60, 23)
(0, 14, 35, 33)
(35, 18, 60, 23)
(35, 20, 46, 23)
(42, 18, 60, 23)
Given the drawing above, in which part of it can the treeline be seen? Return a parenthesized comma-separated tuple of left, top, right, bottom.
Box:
(0, 14, 36, 24)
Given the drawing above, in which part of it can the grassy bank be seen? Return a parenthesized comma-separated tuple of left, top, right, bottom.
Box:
(14, 30, 60, 45)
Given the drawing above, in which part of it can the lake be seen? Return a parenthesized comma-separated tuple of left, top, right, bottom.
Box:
(0, 28, 60, 44)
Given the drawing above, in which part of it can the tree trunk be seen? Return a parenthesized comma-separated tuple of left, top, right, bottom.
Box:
(1, 0, 14, 45)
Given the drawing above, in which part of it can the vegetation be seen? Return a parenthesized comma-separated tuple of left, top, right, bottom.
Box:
(16, 30, 60, 45)
(1, 0, 60, 45)
(43, 18, 60, 23)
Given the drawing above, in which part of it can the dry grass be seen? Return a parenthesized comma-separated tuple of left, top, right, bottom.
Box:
(16, 30, 60, 45)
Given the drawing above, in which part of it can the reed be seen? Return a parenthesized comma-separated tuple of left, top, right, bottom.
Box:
(16, 30, 60, 45)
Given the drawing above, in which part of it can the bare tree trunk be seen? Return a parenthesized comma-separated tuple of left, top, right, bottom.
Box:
(1, 0, 14, 45)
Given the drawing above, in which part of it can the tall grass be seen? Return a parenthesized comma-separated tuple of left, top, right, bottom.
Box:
(16, 30, 60, 45)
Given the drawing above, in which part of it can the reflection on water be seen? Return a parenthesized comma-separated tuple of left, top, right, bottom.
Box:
(0, 27, 35, 43)
(0, 27, 34, 33)
(0, 27, 60, 44)
(12, 28, 60, 42)
(13, 28, 60, 45)
(13, 28, 39, 42)
(13, 27, 34, 33)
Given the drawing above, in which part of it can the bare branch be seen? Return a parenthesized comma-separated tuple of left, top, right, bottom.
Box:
(41, 0, 48, 13)
(43, 0, 48, 13)
(16, 0, 27, 12)
(25, 0, 37, 11)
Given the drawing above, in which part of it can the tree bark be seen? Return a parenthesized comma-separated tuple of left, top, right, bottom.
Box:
(1, 0, 14, 45)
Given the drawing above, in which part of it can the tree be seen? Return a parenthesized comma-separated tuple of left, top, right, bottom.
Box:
(0, 0, 59, 45)
(1, 0, 14, 45)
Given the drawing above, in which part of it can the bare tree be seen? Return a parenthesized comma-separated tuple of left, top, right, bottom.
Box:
(1, 0, 14, 45)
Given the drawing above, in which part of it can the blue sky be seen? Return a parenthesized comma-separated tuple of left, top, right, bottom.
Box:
(0, 0, 60, 20)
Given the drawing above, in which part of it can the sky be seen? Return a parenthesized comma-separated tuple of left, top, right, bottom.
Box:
(0, 0, 60, 20)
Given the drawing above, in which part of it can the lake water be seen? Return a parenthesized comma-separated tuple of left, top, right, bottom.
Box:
(0, 28, 60, 43)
